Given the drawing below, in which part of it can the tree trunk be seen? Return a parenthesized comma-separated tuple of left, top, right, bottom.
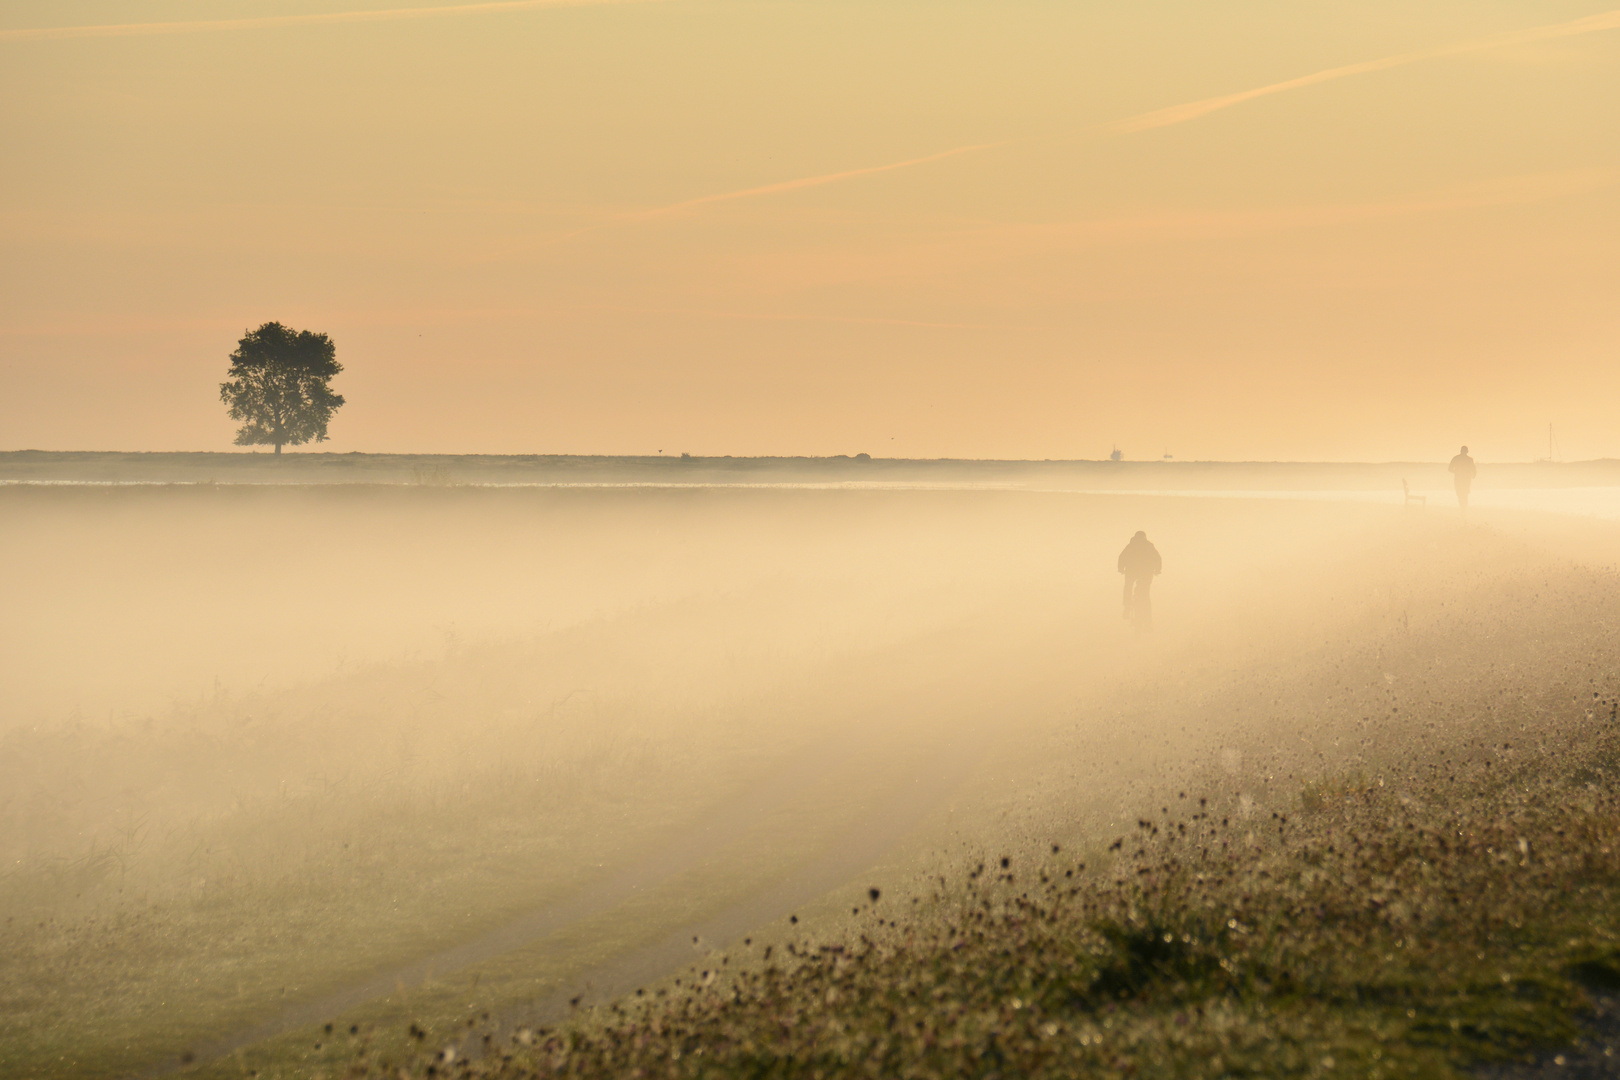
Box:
(274, 442, 282, 455)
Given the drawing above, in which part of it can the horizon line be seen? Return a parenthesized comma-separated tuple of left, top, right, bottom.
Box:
(0, 449, 1612, 467)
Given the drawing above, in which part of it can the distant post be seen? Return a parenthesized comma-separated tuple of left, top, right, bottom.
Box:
(218, 322, 345, 455)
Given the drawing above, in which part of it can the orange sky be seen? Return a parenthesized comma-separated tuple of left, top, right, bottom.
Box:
(2, 1, 1617, 460)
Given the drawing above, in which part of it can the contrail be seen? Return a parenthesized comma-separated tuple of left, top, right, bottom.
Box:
(527, 139, 1011, 244)
(608, 8, 1620, 223)
(0, 0, 666, 43)
(1112, 8, 1620, 133)
(631, 141, 1014, 219)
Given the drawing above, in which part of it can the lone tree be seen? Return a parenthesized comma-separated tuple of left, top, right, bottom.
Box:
(219, 322, 345, 454)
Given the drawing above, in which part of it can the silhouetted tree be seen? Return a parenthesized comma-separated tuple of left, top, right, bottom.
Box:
(219, 322, 345, 454)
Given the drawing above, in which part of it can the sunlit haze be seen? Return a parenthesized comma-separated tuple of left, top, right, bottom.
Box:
(5, 9, 1620, 1079)
(3, 0, 1617, 459)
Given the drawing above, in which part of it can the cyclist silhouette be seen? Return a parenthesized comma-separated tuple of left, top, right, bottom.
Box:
(1117, 530, 1161, 629)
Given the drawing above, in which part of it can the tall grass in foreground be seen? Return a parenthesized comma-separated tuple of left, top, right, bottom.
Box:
(357, 695, 1620, 1079)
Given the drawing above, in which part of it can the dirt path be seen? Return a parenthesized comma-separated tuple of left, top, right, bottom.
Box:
(135, 737, 874, 1075)
(139, 627, 1040, 1078)
(475, 732, 992, 1055)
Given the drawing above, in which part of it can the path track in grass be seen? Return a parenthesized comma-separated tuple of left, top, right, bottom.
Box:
(142, 626, 1034, 1078)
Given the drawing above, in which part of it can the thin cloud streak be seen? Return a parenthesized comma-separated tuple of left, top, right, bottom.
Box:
(1111, 8, 1620, 133)
(680, 170, 1616, 298)
(632, 142, 1015, 219)
(0, 0, 665, 43)
(528, 141, 1013, 248)
(550, 9, 1620, 238)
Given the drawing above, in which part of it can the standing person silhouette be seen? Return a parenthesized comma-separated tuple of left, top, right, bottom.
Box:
(1448, 446, 1477, 510)
(1117, 530, 1162, 629)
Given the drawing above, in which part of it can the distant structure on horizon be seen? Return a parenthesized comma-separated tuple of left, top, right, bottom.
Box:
(1109, 445, 1123, 462)
(1537, 423, 1561, 463)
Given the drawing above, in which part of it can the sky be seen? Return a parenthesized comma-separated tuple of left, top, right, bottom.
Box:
(1, 0, 1617, 461)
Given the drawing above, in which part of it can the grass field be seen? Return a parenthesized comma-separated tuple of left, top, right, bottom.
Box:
(399, 700, 1620, 1080)
(1, 480, 1615, 1078)
(332, 537, 1620, 1079)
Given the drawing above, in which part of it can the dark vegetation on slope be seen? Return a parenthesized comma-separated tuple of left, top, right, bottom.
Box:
(341, 692, 1620, 1080)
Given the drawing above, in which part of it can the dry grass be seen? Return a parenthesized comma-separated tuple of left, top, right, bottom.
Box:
(318, 546, 1620, 1080)
(3, 485, 1614, 1080)
(359, 699, 1620, 1080)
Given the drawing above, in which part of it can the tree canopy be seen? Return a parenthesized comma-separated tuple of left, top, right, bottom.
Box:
(219, 322, 345, 454)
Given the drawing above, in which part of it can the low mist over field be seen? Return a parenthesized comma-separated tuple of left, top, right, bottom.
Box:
(3, 459, 1618, 1078)
(4, 0, 1618, 1074)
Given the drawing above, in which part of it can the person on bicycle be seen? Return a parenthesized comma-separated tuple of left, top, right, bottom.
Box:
(1117, 530, 1162, 627)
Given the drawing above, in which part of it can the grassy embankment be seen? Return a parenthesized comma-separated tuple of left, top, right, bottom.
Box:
(5, 487, 1614, 1079)
(352, 701, 1620, 1079)
(330, 544, 1620, 1080)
